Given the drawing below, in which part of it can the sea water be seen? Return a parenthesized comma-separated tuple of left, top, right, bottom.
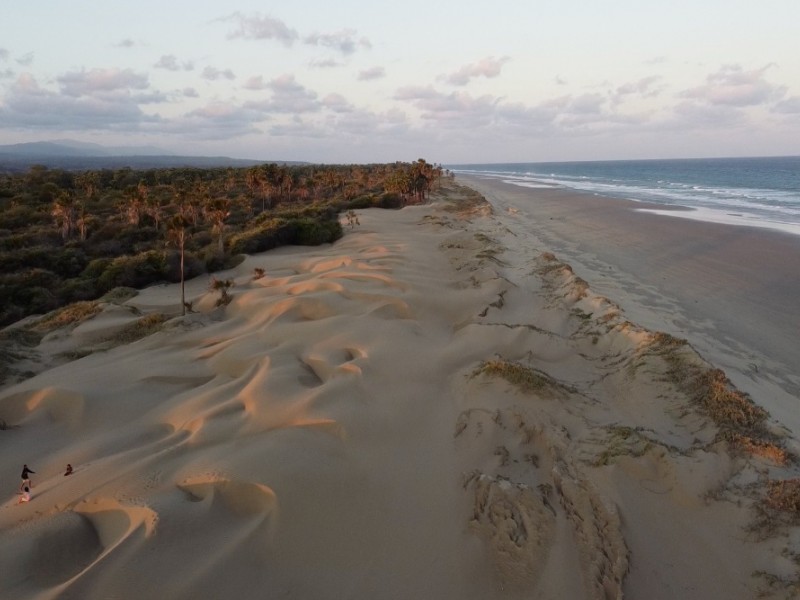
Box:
(450, 156, 800, 235)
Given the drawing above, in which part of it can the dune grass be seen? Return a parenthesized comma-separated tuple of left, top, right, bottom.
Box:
(111, 313, 168, 345)
(475, 358, 574, 398)
(30, 301, 103, 333)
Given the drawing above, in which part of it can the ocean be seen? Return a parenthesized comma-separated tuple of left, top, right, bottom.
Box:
(450, 156, 800, 236)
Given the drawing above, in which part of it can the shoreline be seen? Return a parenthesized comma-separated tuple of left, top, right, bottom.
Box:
(458, 174, 800, 435)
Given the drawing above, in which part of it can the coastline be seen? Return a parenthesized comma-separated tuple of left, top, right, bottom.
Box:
(1, 179, 799, 598)
(459, 174, 800, 434)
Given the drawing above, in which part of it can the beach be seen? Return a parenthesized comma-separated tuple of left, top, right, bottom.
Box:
(1, 178, 800, 599)
(459, 175, 800, 434)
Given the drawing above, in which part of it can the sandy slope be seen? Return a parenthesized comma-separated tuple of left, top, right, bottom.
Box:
(1, 181, 799, 599)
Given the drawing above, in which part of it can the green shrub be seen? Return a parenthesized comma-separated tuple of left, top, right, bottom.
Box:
(294, 218, 343, 245)
(376, 192, 404, 209)
(97, 250, 168, 291)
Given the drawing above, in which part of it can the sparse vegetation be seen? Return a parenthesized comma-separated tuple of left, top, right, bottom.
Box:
(474, 358, 574, 397)
(210, 277, 234, 307)
(594, 426, 654, 466)
(111, 312, 168, 345)
(30, 300, 102, 333)
(765, 479, 800, 515)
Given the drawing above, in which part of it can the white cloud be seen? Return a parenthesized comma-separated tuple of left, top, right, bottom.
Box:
(681, 64, 786, 107)
(182, 87, 199, 98)
(58, 68, 149, 96)
(155, 55, 193, 71)
(358, 66, 385, 81)
(772, 96, 800, 114)
(16, 52, 34, 66)
(615, 76, 662, 98)
(115, 38, 136, 48)
(310, 58, 341, 69)
(443, 56, 509, 86)
(303, 29, 370, 55)
(0, 73, 159, 131)
(201, 66, 236, 81)
(244, 74, 320, 114)
(0, 48, 8, 61)
(220, 12, 298, 46)
(242, 76, 266, 90)
(321, 93, 353, 113)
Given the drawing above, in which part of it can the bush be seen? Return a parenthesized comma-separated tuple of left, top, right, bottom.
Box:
(97, 250, 169, 291)
(294, 218, 343, 245)
(376, 192, 404, 209)
(59, 277, 99, 303)
(228, 218, 296, 255)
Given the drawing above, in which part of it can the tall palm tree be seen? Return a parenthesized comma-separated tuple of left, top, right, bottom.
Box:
(51, 190, 77, 240)
(204, 197, 231, 255)
(166, 213, 191, 316)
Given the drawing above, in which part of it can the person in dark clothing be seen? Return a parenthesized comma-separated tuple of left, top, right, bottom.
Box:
(20, 464, 35, 490)
(64, 464, 73, 476)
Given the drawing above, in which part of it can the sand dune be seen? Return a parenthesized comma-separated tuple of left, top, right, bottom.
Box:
(2, 181, 800, 598)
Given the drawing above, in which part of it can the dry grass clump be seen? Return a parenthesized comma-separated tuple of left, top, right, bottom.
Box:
(594, 426, 654, 467)
(439, 182, 493, 216)
(725, 432, 789, 465)
(475, 359, 573, 398)
(765, 479, 800, 514)
(112, 313, 168, 344)
(31, 301, 102, 333)
(692, 368, 767, 432)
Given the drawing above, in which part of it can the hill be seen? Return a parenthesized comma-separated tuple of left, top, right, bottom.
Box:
(0, 141, 303, 172)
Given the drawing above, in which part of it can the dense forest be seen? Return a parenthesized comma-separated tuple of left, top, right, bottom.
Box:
(0, 159, 443, 328)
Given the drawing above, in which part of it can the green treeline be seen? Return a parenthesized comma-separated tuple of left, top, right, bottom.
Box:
(0, 159, 442, 327)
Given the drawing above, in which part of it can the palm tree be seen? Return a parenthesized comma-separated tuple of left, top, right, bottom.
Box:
(204, 197, 231, 255)
(51, 190, 77, 240)
(166, 213, 191, 316)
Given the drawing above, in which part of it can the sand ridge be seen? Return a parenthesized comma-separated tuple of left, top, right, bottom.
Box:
(1, 180, 800, 598)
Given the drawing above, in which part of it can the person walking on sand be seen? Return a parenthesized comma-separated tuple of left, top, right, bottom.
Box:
(20, 464, 34, 491)
(17, 486, 31, 504)
(64, 464, 73, 476)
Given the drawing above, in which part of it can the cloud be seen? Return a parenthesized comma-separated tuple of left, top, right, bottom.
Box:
(681, 64, 786, 107)
(358, 66, 385, 81)
(394, 85, 440, 101)
(220, 12, 298, 46)
(309, 58, 341, 69)
(772, 96, 800, 114)
(443, 56, 509, 86)
(115, 38, 136, 48)
(0, 73, 160, 131)
(566, 93, 606, 114)
(154, 55, 193, 71)
(242, 76, 266, 90)
(16, 52, 34, 66)
(244, 74, 320, 114)
(201, 66, 236, 81)
(303, 29, 370, 55)
(58, 68, 150, 97)
(158, 101, 265, 140)
(672, 101, 745, 128)
(182, 87, 199, 98)
(0, 69, 14, 79)
(0, 48, 9, 61)
(615, 76, 662, 98)
(321, 93, 353, 113)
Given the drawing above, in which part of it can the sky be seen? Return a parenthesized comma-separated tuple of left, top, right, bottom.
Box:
(1, 1, 799, 164)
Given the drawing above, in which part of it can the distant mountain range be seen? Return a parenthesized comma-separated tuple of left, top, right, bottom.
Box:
(0, 140, 303, 171)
